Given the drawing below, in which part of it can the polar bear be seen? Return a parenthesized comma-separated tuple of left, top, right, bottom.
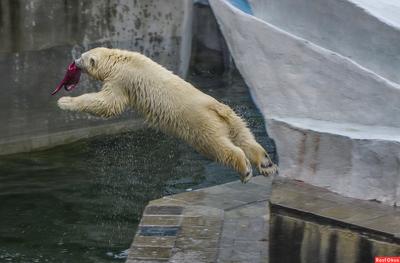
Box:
(58, 48, 277, 182)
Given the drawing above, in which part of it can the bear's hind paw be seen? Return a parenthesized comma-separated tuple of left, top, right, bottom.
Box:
(259, 163, 278, 177)
(240, 171, 253, 184)
(240, 159, 253, 184)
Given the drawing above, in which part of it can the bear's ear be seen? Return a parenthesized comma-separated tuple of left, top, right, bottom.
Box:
(90, 57, 96, 68)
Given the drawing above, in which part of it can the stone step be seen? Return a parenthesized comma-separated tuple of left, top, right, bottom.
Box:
(267, 117, 400, 205)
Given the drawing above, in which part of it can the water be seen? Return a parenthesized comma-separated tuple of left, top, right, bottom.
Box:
(0, 71, 276, 263)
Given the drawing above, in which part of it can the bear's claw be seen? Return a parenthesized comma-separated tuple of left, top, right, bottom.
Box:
(240, 171, 253, 184)
(240, 159, 253, 184)
(259, 163, 278, 177)
(259, 153, 278, 177)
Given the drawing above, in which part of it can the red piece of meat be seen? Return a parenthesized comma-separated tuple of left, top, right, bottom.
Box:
(51, 62, 81, 95)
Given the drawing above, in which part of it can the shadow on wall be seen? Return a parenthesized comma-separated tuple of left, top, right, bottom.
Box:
(190, 1, 233, 76)
(0, 0, 192, 155)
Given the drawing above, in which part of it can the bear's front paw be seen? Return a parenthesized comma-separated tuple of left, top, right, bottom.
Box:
(57, 97, 76, 111)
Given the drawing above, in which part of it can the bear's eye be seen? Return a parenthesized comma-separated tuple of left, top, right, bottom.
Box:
(90, 57, 96, 67)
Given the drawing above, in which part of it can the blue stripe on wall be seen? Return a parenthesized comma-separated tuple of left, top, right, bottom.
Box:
(228, 0, 253, 14)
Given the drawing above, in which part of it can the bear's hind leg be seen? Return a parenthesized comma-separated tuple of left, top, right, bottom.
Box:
(204, 137, 253, 183)
(206, 103, 277, 178)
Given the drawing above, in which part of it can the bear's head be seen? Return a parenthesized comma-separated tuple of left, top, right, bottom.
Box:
(75, 47, 116, 81)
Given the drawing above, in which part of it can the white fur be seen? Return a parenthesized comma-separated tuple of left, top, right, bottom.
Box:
(58, 48, 278, 182)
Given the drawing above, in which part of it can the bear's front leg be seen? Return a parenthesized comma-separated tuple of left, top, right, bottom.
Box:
(57, 85, 128, 118)
(58, 96, 79, 111)
(57, 95, 100, 113)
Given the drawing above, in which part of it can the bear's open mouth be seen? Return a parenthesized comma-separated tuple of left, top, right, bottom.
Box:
(51, 62, 82, 95)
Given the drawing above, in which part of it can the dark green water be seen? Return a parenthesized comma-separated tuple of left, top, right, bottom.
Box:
(0, 72, 276, 263)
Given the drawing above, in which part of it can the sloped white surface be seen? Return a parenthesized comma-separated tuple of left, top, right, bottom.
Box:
(274, 117, 400, 141)
(248, 0, 400, 84)
(209, 0, 400, 205)
(210, 0, 400, 128)
(351, 0, 400, 28)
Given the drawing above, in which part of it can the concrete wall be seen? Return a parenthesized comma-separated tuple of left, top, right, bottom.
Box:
(0, 0, 192, 155)
(269, 178, 400, 262)
(190, 2, 232, 75)
(270, 211, 400, 263)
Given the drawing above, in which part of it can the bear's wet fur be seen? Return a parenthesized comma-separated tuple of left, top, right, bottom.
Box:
(58, 48, 278, 182)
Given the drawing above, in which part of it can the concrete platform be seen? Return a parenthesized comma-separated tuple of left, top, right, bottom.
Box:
(270, 178, 400, 263)
(271, 178, 400, 240)
(126, 176, 272, 263)
(126, 176, 400, 263)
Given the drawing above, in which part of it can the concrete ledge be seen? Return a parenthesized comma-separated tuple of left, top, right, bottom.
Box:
(270, 177, 400, 262)
(270, 177, 400, 243)
(0, 119, 144, 155)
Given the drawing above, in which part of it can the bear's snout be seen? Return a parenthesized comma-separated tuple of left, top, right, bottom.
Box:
(74, 58, 83, 69)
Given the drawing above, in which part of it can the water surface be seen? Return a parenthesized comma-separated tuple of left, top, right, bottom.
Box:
(0, 72, 276, 263)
